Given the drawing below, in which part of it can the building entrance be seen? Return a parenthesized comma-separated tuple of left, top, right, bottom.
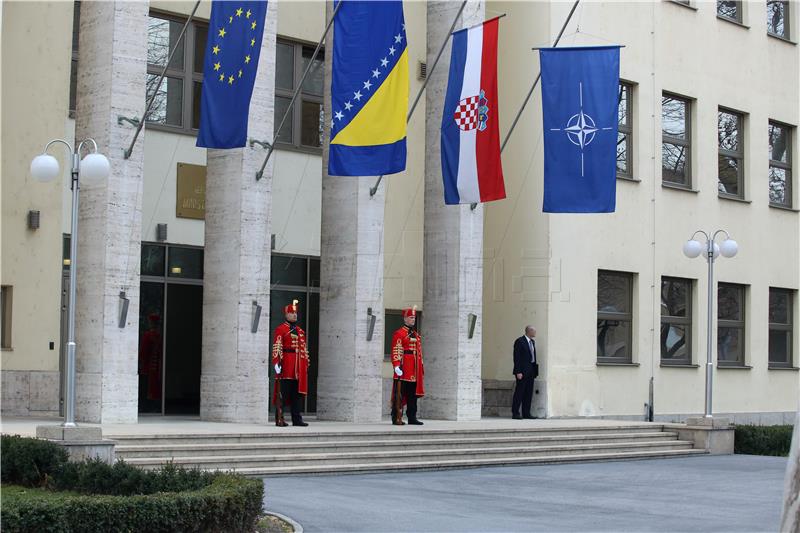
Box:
(138, 243, 204, 415)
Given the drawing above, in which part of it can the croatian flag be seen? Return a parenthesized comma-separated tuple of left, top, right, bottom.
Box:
(440, 17, 505, 205)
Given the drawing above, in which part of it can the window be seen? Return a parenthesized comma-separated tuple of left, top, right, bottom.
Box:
(767, 0, 790, 38)
(718, 109, 745, 198)
(717, 0, 743, 23)
(274, 40, 325, 150)
(617, 82, 633, 180)
(718, 283, 746, 366)
(384, 309, 423, 359)
(68, 1, 80, 116)
(769, 288, 794, 367)
(661, 277, 692, 364)
(769, 121, 793, 207)
(597, 271, 633, 363)
(662, 94, 691, 187)
(1, 286, 12, 349)
(146, 12, 208, 133)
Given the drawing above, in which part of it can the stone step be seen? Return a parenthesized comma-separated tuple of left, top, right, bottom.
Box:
(115, 432, 679, 458)
(123, 440, 695, 470)
(107, 424, 665, 446)
(190, 448, 710, 476)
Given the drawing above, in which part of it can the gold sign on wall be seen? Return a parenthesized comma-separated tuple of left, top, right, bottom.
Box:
(176, 163, 206, 220)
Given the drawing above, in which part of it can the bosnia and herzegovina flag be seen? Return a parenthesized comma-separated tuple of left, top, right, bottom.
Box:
(197, 1, 268, 149)
(440, 17, 506, 205)
(328, 0, 408, 176)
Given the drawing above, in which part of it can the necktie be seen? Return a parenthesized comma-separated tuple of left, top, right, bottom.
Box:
(530, 339, 536, 363)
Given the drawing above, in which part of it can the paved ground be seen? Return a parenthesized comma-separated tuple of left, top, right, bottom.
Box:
(263, 455, 788, 532)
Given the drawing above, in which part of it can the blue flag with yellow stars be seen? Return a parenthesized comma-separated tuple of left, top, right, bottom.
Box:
(328, 0, 408, 176)
(197, 1, 268, 149)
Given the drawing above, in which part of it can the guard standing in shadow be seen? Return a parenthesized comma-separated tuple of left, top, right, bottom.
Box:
(272, 300, 309, 427)
(390, 306, 425, 425)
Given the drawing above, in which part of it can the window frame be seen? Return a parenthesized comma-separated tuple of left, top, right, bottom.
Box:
(661, 92, 693, 188)
(768, 120, 793, 208)
(717, 0, 744, 24)
(717, 282, 746, 367)
(597, 270, 634, 364)
(718, 107, 746, 200)
(767, 0, 791, 40)
(660, 277, 693, 365)
(768, 288, 794, 368)
(145, 10, 208, 136)
(617, 82, 634, 181)
(274, 38, 325, 154)
(1, 285, 12, 350)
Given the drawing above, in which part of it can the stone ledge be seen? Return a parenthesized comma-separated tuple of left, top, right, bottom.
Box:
(36, 424, 116, 464)
(664, 418, 734, 455)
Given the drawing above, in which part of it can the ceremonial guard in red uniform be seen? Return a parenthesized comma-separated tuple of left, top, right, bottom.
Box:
(272, 300, 309, 427)
(390, 307, 425, 425)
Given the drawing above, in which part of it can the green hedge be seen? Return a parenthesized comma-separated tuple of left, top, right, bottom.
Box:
(1, 436, 264, 533)
(734, 424, 793, 457)
(1, 435, 69, 488)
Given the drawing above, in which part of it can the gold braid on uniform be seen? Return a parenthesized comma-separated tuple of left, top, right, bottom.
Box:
(272, 335, 283, 364)
(392, 338, 403, 364)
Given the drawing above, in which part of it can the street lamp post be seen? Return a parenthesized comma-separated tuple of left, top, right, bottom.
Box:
(682, 230, 738, 419)
(31, 139, 110, 428)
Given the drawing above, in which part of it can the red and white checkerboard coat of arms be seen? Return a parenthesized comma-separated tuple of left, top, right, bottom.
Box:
(453, 90, 489, 132)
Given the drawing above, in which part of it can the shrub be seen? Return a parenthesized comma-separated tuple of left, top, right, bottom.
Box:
(1, 436, 265, 532)
(734, 424, 793, 457)
(2, 475, 264, 533)
(1, 435, 69, 488)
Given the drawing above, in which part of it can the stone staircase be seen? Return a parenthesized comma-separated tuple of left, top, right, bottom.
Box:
(110, 423, 706, 476)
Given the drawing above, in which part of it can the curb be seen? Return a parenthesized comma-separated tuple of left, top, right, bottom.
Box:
(264, 510, 304, 533)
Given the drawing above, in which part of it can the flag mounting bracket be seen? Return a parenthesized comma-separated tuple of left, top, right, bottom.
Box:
(251, 139, 273, 181)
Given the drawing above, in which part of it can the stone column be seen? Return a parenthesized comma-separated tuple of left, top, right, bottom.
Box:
(781, 406, 800, 532)
(316, 1, 384, 423)
(200, 2, 277, 424)
(420, 0, 485, 421)
(73, 1, 148, 423)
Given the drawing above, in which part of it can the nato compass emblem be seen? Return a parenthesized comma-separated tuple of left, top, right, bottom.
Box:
(550, 82, 614, 177)
(454, 90, 489, 132)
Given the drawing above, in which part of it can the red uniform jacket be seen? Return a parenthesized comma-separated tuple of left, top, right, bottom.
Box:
(391, 325, 424, 397)
(272, 321, 309, 396)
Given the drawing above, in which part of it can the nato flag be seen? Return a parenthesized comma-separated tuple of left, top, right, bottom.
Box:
(540, 46, 620, 213)
(196, 1, 268, 149)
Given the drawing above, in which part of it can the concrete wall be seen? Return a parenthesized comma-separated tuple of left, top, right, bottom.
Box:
(1, 0, 73, 411)
(483, 0, 800, 418)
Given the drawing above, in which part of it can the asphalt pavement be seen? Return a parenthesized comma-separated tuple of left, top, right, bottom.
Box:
(263, 455, 788, 532)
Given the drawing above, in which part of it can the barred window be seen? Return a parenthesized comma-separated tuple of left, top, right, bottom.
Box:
(661, 277, 692, 364)
(617, 82, 634, 180)
(767, 0, 790, 39)
(718, 283, 746, 366)
(145, 12, 208, 134)
(769, 288, 794, 368)
(718, 109, 745, 199)
(274, 40, 325, 151)
(662, 94, 692, 187)
(769, 121, 793, 207)
(597, 271, 634, 363)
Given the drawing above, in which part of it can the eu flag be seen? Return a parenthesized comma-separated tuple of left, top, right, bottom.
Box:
(196, 1, 268, 149)
(540, 46, 620, 213)
(328, 0, 408, 176)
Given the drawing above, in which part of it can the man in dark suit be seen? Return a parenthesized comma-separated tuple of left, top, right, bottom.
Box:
(512, 325, 539, 419)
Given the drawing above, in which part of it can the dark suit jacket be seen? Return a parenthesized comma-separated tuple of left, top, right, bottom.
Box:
(513, 336, 539, 379)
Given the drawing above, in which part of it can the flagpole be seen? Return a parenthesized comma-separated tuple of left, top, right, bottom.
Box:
(369, 0, 468, 197)
(255, 0, 343, 181)
(469, 0, 580, 210)
(122, 0, 201, 159)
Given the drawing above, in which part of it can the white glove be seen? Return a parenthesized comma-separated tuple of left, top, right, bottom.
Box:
(274, 364, 282, 374)
(394, 367, 403, 377)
